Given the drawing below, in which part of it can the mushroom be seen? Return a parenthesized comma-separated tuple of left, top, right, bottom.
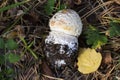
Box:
(44, 9, 82, 70)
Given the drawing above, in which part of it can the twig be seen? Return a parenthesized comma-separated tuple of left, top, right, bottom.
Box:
(81, 1, 114, 20)
(42, 74, 64, 80)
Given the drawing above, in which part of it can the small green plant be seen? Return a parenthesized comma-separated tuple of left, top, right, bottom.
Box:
(85, 25, 108, 49)
(0, 0, 30, 12)
(44, 0, 66, 15)
(108, 21, 120, 37)
(0, 38, 20, 80)
(0, 66, 15, 80)
(85, 20, 120, 49)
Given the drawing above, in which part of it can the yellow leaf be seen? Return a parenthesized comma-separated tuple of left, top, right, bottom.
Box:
(77, 48, 102, 74)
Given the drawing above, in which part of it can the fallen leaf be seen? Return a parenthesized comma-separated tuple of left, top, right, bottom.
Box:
(77, 48, 102, 74)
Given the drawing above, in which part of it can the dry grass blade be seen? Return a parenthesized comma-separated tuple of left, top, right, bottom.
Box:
(0, 0, 8, 8)
(81, 1, 114, 20)
(42, 74, 64, 80)
(105, 65, 116, 79)
(114, 0, 120, 4)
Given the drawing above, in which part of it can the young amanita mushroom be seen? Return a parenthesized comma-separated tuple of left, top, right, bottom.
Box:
(44, 9, 82, 70)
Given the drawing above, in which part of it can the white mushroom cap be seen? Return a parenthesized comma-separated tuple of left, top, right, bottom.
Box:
(49, 9, 82, 37)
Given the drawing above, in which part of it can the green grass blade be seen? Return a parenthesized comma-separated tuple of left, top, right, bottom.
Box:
(19, 37, 38, 59)
(0, 0, 29, 12)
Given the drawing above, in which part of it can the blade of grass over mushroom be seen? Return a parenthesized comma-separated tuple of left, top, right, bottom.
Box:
(19, 37, 38, 59)
(44, 0, 55, 15)
(56, 0, 66, 11)
(85, 25, 108, 49)
(0, 0, 30, 12)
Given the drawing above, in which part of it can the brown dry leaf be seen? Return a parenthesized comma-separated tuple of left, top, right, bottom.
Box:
(77, 48, 102, 74)
(102, 51, 112, 65)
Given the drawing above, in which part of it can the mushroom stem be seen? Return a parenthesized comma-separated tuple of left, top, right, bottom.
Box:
(45, 31, 78, 69)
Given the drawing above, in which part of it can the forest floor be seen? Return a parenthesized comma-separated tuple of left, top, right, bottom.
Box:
(0, 0, 120, 80)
